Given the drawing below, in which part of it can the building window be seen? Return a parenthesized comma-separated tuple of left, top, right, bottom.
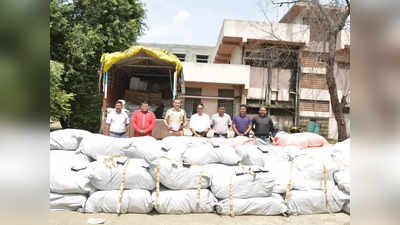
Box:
(184, 88, 202, 118)
(218, 89, 234, 98)
(186, 87, 202, 96)
(218, 89, 234, 117)
(196, 55, 209, 63)
(184, 98, 201, 118)
(174, 53, 186, 62)
(299, 100, 329, 112)
(218, 100, 233, 118)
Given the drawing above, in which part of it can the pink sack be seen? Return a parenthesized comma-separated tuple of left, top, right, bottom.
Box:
(272, 132, 328, 149)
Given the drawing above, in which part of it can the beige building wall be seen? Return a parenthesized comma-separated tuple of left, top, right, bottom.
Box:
(185, 82, 243, 116)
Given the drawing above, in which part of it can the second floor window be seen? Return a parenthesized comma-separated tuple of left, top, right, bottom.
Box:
(196, 55, 208, 63)
(174, 53, 186, 62)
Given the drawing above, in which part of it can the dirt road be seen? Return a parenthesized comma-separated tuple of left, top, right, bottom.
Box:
(50, 211, 350, 225)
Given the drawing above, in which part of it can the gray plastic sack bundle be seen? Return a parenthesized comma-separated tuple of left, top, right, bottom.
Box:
(122, 140, 166, 162)
(293, 149, 338, 190)
(334, 169, 350, 193)
(152, 189, 217, 214)
(50, 129, 91, 150)
(210, 167, 274, 199)
(50, 150, 94, 194)
(183, 144, 242, 165)
(286, 187, 349, 215)
(332, 139, 350, 171)
(263, 150, 308, 193)
(84, 189, 153, 213)
(215, 193, 288, 216)
(78, 134, 134, 160)
(87, 156, 155, 190)
(148, 157, 211, 190)
(49, 193, 87, 211)
(235, 144, 265, 167)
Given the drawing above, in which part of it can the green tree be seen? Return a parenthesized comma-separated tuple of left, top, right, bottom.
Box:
(50, 0, 146, 132)
(50, 60, 74, 122)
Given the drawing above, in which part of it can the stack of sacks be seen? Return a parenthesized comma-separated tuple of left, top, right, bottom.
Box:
(49, 129, 94, 211)
(261, 142, 350, 215)
(147, 157, 216, 214)
(84, 155, 155, 213)
(49, 129, 351, 216)
(209, 164, 287, 216)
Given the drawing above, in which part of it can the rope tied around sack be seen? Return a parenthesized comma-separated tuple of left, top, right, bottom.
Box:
(103, 155, 122, 169)
(323, 164, 329, 210)
(284, 160, 294, 204)
(155, 161, 161, 207)
(117, 158, 130, 215)
(229, 175, 235, 217)
(196, 171, 203, 206)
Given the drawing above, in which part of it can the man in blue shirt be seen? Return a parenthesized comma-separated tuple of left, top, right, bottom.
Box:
(232, 104, 252, 137)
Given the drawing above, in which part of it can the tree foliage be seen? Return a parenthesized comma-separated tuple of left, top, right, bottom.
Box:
(50, 0, 146, 131)
(50, 60, 74, 122)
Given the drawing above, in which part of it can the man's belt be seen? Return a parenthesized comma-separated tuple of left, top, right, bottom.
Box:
(110, 131, 126, 135)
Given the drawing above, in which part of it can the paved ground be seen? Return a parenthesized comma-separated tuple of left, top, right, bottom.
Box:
(50, 211, 350, 225)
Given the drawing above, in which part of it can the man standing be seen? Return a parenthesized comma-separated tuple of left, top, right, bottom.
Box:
(130, 101, 156, 137)
(252, 106, 275, 141)
(211, 106, 232, 138)
(104, 101, 130, 138)
(189, 103, 210, 137)
(163, 99, 187, 136)
(232, 104, 252, 137)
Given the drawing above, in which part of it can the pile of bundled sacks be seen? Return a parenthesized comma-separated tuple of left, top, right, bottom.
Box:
(50, 129, 350, 216)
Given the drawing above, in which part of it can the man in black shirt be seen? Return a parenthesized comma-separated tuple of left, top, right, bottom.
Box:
(252, 106, 275, 141)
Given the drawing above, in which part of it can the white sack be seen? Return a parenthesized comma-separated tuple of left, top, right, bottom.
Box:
(148, 157, 211, 190)
(152, 189, 217, 214)
(183, 144, 242, 165)
(50, 129, 91, 150)
(287, 187, 349, 215)
(211, 168, 274, 199)
(334, 169, 350, 193)
(235, 144, 265, 167)
(78, 134, 134, 160)
(332, 139, 350, 170)
(263, 149, 308, 193)
(50, 151, 94, 194)
(215, 194, 288, 216)
(49, 193, 87, 211)
(293, 149, 338, 190)
(84, 189, 153, 213)
(88, 156, 155, 190)
(122, 140, 166, 162)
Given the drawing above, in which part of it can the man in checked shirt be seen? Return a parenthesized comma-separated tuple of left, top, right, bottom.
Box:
(130, 101, 156, 137)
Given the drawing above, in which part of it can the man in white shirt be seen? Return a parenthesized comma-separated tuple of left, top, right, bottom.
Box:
(104, 101, 130, 138)
(211, 106, 232, 138)
(189, 103, 210, 137)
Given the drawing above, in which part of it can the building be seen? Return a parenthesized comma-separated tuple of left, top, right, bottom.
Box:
(139, 2, 350, 139)
(139, 42, 251, 118)
(210, 3, 350, 139)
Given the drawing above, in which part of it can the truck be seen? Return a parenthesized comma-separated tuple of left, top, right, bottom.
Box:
(99, 46, 185, 139)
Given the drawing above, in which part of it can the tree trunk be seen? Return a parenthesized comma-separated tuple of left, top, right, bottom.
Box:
(326, 31, 348, 141)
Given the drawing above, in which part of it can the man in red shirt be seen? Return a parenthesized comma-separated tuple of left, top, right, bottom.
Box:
(130, 101, 156, 137)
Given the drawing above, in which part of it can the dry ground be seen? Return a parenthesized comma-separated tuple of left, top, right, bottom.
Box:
(50, 211, 350, 225)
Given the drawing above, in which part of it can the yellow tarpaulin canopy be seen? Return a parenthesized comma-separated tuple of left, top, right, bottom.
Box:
(100, 45, 182, 75)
